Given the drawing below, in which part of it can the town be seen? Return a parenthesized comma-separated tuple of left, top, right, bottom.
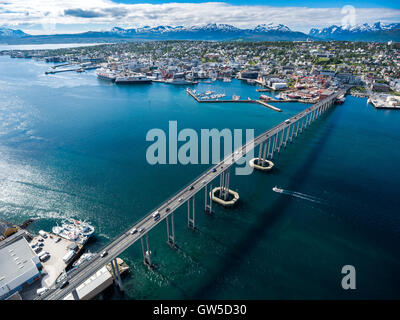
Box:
(2, 40, 400, 108)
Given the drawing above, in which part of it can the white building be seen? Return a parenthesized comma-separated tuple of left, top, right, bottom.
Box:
(0, 237, 42, 300)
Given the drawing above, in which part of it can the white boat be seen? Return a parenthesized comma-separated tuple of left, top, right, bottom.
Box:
(272, 186, 284, 193)
(52, 218, 95, 244)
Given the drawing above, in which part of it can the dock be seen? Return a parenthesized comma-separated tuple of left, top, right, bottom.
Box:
(186, 89, 282, 112)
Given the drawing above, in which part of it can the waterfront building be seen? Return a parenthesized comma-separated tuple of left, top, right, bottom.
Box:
(0, 237, 42, 300)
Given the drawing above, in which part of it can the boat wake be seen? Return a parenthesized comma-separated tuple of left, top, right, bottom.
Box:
(272, 186, 325, 204)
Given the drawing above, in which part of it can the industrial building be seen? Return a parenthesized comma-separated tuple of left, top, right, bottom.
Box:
(0, 237, 42, 300)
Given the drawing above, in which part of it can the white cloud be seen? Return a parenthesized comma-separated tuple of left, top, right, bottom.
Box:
(1, 1, 399, 34)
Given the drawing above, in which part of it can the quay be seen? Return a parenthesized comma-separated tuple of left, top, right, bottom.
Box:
(39, 88, 345, 301)
(186, 88, 282, 112)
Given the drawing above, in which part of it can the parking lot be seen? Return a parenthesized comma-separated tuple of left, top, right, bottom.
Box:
(30, 231, 81, 288)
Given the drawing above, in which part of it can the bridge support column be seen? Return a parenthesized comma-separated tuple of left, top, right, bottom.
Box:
(271, 133, 277, 158)
(289, 123, 294, 143)
(262, 139, 268, 160)
(300, 117, 305, 133)
(187, 195, 195, 230)
(283, 127, 289, 147)
(295, 120, 300, 137)
(277, 129, 284, 153)
(112, 258, 124, 292)
(204, 183, 213, 214)
(166, 213, 176, 248)
(141, 234, 153, 269)
(211, 169, 239, 206)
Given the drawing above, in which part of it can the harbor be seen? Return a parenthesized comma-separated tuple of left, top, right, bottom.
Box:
(186, 88, 282, 112)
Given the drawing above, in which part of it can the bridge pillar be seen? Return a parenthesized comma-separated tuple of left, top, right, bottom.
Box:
(166, 213, 176, 248)
(211, 168, 239, 206)
(277, 129, 284, 153)
(257, 141, 263, 161)
(141, 234, 153, 269)
(204, 183, 213, 214)
(113, 258, 124, 292)
(271, 133, 277, 158)
(262, 139, 268, 160)
(289, 123, 295, 143)
(266, 137, 273, 158)
(300, 116, 305, 133)
(295, 120, 300, 137)
(187, 195, 195, 230)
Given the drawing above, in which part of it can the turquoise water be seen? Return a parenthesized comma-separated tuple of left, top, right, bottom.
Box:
(0, 56, 399, 299)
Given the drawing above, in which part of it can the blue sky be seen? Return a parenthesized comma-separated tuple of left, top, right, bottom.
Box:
(1, 0, 399, 35)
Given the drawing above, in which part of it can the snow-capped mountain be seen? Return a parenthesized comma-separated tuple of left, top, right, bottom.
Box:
(99, 23, 304, 41)
(253, 23, 291, 32)
(0, 27, 27, 38)
(309, 22, 400, 41)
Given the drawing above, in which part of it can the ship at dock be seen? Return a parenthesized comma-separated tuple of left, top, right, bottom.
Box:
(52, 218, 95, 245)
(115, 73, 152, 84)
(96, 69, 117, 82)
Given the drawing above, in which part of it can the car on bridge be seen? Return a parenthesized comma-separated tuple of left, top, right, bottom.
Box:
(153, 211, 160, 221)
(60, 280, 69, 289)
(100, 250, 108, 258)
(129, 228, 137, 235)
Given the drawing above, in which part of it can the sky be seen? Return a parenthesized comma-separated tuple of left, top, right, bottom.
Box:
(1, 0, 400, 35)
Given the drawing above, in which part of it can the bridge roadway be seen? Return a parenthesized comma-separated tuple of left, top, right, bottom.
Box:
(40, 90, 343, 300)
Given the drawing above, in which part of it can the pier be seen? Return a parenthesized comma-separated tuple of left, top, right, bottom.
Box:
(186, 88, 282, 112)
(39, 89, 345, 300)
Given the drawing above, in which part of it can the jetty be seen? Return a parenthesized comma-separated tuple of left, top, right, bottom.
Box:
(186, 88, 282, 112)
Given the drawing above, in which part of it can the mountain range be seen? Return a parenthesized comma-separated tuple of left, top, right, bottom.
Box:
(309, 22, 400, 41)
(1, 22, 399, 44)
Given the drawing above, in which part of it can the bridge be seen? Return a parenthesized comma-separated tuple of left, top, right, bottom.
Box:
(39, 89, 345, 300)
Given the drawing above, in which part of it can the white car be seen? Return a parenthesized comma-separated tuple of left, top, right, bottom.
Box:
(284, 119, 291, 124)
(178, 198, 183, 202)
(129, 228, 137, 235)
(100, 251, 108, 258)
